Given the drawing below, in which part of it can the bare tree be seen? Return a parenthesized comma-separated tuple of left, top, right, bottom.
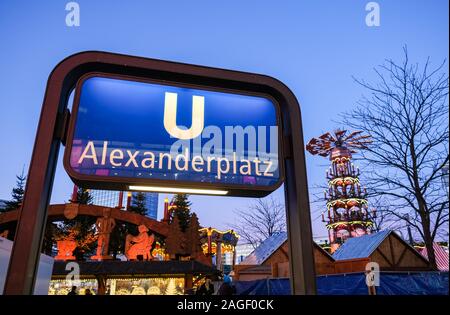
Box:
(367, 196, 404, 233)
(341, 48, 449, 269)
(229, 196, 286, 249)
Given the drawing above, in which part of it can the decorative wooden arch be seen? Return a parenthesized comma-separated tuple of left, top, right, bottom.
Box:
(0, 204, 169, 237)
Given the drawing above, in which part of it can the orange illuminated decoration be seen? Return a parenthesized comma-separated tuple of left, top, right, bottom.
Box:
(91, 208, 116, 260)
(125, 224, 155, 260)
(55, 240, 77, 261)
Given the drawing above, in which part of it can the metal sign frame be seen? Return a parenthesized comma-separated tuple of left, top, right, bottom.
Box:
(63, 71, 285, 197)
(3, 51, 316, 295)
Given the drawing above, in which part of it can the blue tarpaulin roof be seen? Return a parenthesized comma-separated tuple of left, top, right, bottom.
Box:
(333, 230, 392, 260)
(234, 272, 449, 295)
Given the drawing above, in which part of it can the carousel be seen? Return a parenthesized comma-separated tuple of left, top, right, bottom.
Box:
(199, 227, 239, 272)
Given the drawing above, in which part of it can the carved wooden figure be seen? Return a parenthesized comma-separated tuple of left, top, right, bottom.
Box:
(91, 208, 116, 260)
(125, 224, 155, 260)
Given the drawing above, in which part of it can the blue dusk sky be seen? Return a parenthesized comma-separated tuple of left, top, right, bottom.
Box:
(0, 0, 448, 240)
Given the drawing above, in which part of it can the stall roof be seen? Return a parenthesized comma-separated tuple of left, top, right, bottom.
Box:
(420, 243, 449, 271)
(333, 230, 392, 260)
(239, 232, 288, 265)
(239, 232, 334, 266)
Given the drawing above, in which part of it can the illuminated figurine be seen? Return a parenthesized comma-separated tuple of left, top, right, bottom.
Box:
(55, 240, 77, 261)
(125, 224, 155, 260)
(91, 208, 116, 260)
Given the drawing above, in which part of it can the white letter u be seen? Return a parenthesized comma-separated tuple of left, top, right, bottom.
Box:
(163, 92, 205, 140)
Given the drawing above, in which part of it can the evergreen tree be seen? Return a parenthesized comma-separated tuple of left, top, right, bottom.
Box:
(55, 217, 97, 260)
(4, 171, 26, 211)
(124, 192, 148, 239)
(73, 187, 94, 205)
(71, 188, 96, 259)
(172, 194, 191, 232)
(165, 215, 187, 258)
(128, 192, 148, 216)
(109, 223, 127, 259)
(53, 187, 97, 260)
(42, 222, 58, 256)
(110, 192, 148, 257)
(186, 213, 203, 257)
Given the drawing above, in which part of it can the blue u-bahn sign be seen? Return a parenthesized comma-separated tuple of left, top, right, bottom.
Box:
(64, 74, 283, 196)
(6, 52, 315, 295)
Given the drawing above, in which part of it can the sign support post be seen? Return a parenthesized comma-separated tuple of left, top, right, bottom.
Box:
(3, 62, 71, 294)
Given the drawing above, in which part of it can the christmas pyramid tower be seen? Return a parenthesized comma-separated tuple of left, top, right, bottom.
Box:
(306, 129, 376, 253)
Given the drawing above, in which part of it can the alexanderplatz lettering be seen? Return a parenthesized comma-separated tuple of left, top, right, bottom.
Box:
(77, 141, 276, 180)
(64, 75, 283, 196)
